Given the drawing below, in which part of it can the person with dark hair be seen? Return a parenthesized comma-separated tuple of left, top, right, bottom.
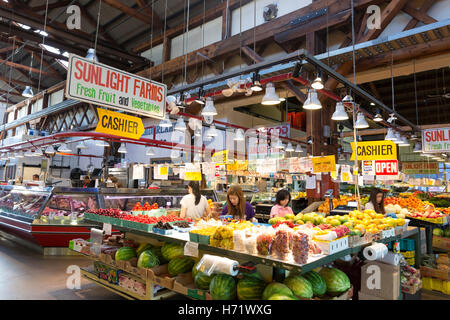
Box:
(365, 188, 386, 214)
(221, 185, 256, 221)
(32, 174, 39, 181)
(180, 181, 211, 219)
(82, 176, 95, 188)
(270, 189, 293, 218)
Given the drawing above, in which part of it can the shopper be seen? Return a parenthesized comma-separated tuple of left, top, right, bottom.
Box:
(82, 176, 95, 188)
(32, 174, 39, 181)
(365, 188, 386, 214)
(180, 181, 211, 219)
(221, 185, 256, 221)
(270, 189, 293, 218)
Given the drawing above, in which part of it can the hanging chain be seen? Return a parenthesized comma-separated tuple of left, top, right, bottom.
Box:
(149, 0, 154, 80)
(253, 0, 256, 64)
(391, 53, 395, 112)
(413, 59, 419, 126)
(37, 0, 49, 93)
(162, 0, 168, 84)
(93, 0, 102, 57)
(239, 0, 242, 78)
(5, 37, 16, 107)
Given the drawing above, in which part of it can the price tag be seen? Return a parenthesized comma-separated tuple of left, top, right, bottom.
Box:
(70, 212, 78, 220)
(184, 241, 199, 257)
(103, 223, 112, 236)
(48, 211, 55, 220)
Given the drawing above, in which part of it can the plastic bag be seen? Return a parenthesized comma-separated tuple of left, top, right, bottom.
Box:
(291, 230, 309, 264)
(233, 229, 246, 252)
(256, 228, 274, 256)
(271, 224, 292, 261)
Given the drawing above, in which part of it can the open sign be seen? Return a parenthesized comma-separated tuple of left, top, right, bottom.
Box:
(374, 160, 398, 175)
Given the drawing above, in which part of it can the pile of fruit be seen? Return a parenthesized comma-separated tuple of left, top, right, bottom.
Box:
(210, 226, 234, 249)
(318, 195, 358, 213)
(153, 221, 173, 230)
(86, 208, 127, 218)
(294, 192, 307, 199)
(190, 226, 218, 236)
(347, 209, 405, 235)
(173, 221, 191, 228)
(132, 202, 159, 211)
(121, 214, 188, 225)
(384, 195, 433, 213)
(433, 227, 450, 238)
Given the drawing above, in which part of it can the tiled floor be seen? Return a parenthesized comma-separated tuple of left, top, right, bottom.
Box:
(0, 235, 124, 300)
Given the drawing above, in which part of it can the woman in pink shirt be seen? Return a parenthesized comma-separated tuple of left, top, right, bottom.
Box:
(270, 189, 294, 218)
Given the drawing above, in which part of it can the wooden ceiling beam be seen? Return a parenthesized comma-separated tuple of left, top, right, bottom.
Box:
(0, 89, 23, 97)
(403, 0, 436, 31)
(102, 0, 159, 27)
(402, 3, 437, 25)
(136, 0, 163, 27)
(30, 0, 72, 12)
(0, 74, 41, 89)
(0, 57, 50, 75)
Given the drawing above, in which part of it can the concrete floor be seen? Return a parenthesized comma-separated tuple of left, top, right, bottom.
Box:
(0, 235, 124, 300)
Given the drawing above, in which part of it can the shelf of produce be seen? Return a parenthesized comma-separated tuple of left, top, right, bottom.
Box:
(81, 267, 176, 300)
(84, 218, 404, 275)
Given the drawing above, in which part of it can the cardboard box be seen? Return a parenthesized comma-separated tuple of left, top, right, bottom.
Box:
(433, 236, 450, 252)
(172, 272, 209, 300)
(420, 266, 450, 281)
(358, 291, 385, 300)
(360, 261, 400, 300)
(146, 264, 175, 290)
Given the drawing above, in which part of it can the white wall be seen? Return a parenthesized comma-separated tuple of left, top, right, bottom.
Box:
(141, 43, 164, 67)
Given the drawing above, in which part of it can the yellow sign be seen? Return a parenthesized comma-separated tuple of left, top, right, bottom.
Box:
(184, 171, 202, 181)
(312, 155, 336, 173)
(159, 166, 168, 176)
(212, 150, 228, 165)
(350, 140, 397, 161)
(226, 160, 248, 171)
(96, 108, 145, 140)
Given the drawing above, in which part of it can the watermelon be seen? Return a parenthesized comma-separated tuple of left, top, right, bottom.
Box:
(168, 256, 195, 277)
(319, 267, 351, 296)
(137, 250, 160, 269)
(268, 293, 299, 300)
(303, 271, 327, 297)
(115, 247, 137, 261)
(194, 272, 215, 290)
(149, 246, 167, 264)
(210, 274, 236, 300)
(284, 275, 313, 299)
(444, 229, 450, 238)
(192, 261, 201, 279)
(262, 282, 294, 300)
(237, 276, 266, 300)
(161, 243, 184, 261)
(136, 243, 153, 257)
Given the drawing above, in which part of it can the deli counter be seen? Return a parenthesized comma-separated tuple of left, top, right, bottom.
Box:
(0, 186, 217, 251)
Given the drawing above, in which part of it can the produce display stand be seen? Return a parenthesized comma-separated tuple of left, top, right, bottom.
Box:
(76, 216, 421, 300)
(407, 217, 449, 254)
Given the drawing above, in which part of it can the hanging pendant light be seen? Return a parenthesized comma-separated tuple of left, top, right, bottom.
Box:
(159, 114, 172, 128)
(174, 117, 187, 131)
(44, 145, 55, 155)
(342, 94, 353, 103)
(166, 95, 177, 110)
(76, 141, 88, 150)
(58, 143, 72, 153)
(22, 86, 33, 98)
(373, 109, 383, 122)
(250, 73, 262, 92)
(399, 136, 410, 147)
(413, 142, 422, 152)
(206, 125, 218, 137)
(385, 128, 396, 141)
(201, 98, 217, 116)
(234, 129, 244, 141)
(273, 139, 284, 149)
(86, 48, 98, 62)
(96, 140, 110, 147)
(261, 82, 280, 105)
(355, 113, 369, 129)
(285, 143, 294, 152)
(118, 143, 127, 154)
(311, 76, 324, 90)
(193, 153, 201, 162)
(393, 132, 402, 144)
(33, 148, 43, 157)
(195, 88, 205, 105)
(331, 102, 349, 120)
(194, 127, 202, 137)
(303, 89, 322, 110)
(295, 144, 303, 154)
(146, 147, 155, 156)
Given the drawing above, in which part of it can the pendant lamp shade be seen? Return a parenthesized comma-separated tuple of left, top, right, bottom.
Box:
(295, 144, 303, 154)
(86, 48, 98, 62)
(206, 125, 218, 137)
(146, 147, 155, 156)
(311, 77, 324, 90)
(413, 143, 422, 153)
(118, 143, 127, 154)
(261, 82, 280, 105)
(342, 95, 353, 103)
(33, 148, 43, 157)
(399, 136, 410, 146)
(58, 143, 72, 153)
(355, 113, 369, 129)
(96, 140, 110, 147)
(285, 143, 294, 152)
(331, 102, 349, 120)
(76, 141, 88, 150)
(303, 89, 322, 110)
(159, 114, 172, 128)
(174, 117, 187, 131)
(385, 128, 396, 141)
(22, 86, 33, 98)
(45, 145, 55, 154)
(234, 129, 244, 141)
(394, 132, 402, 144)
(201, 98, 217, 116)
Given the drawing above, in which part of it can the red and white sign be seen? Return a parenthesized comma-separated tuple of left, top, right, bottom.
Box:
(374, 160, 398, 176)
(266, 123, 290, 138)
(66, 54, 166, 119)
(422, 127, 450, 153)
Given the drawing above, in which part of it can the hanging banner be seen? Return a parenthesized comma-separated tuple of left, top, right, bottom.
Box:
(374, 160, 398, 176)
(362, 160, 375, 176)
(288, 157, 301, 173)
(299, 157, 313, 172)
(350, 140, 397, 161)
(402, 162, 439, 174)
(212, 150, 228, 165)
(66, 54, 166, 119)
(312, 155, 336, 173)
(422, 127, 450, 153)
(154, 165, 168, 180)
(95, 108, 145, 139)
(184, 163, 202, 181)
(266, 123, 291, 138)
(277, 158, 290, 172)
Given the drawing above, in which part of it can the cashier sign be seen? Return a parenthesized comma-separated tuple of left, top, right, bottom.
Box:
(65, 54, 166, 119)
(350, 140, 397, 161)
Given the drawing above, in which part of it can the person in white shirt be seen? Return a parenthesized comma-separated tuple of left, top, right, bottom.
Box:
(364, 188, 386, 215)
(180, 181, 211, 220)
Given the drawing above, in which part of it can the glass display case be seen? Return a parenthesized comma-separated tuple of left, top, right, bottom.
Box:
(0, 185, 51, 223)
(100, 188, 218, 211)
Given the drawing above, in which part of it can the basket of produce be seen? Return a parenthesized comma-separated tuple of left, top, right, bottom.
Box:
(172, 221, 192, 233)
(152, 222, 174, 235)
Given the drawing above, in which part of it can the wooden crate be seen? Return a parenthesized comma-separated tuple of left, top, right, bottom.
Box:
(420, 266, 450, 281)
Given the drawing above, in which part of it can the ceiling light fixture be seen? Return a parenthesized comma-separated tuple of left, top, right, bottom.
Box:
(58, 143, 72, 153)
(76, 141, 88, 150)
(201, 98, 217, 116)
(174, 117, 187, 131)
(146, 147, 155, 156)
(118, 143, 127, 154)
(22, 85, 33, 98)
(311, 76, 324, 90)
(331, 102, 349, 121)
(86, 48, 98, 62)
(355, 113, 369, 129)
(159, 114, 172, 128)
(303, 89, 322, 110)
(234, 129, 244, 141)
(261, 82, 280, 105)
(250, 72, 262, 92)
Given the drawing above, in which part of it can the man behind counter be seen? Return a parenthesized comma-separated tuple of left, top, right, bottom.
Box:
(82, 176, 95, 188)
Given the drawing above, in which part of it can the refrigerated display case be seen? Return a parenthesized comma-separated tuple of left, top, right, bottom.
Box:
(0, 186, 100, 249)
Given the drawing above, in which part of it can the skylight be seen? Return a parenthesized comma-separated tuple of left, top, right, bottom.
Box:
(18, 23, 31, 30)
(34, 30, 48, 37)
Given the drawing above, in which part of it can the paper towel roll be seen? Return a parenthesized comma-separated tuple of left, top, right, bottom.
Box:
(363, 242, 388, 261)
(198, 254, 239, 276)
(378, 252, 400, 266)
